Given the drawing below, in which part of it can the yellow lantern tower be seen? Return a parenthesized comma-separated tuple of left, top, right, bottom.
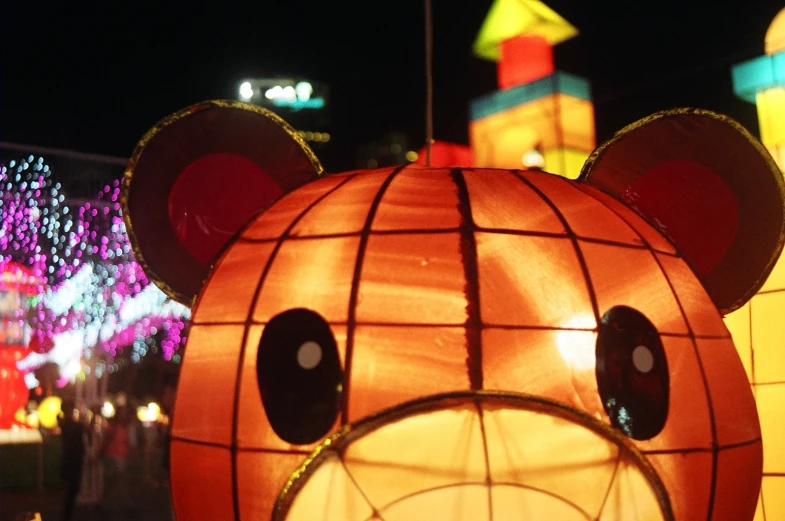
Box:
(731, 9, 785, 169)
(469, 0, 596, 178)
(725, 8, 785, 520)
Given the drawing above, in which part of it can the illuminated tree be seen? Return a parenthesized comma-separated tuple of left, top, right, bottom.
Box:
(0, 156, 190, 390)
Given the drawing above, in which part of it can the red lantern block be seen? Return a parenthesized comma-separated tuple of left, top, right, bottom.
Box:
(415, 141, 474, 167)
(498, 35, 555, 89)
(0, 346, 29, 429)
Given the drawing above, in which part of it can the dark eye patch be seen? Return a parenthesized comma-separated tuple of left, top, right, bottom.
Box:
(256, 308, 343, 445)
(595, 305, 669, 440)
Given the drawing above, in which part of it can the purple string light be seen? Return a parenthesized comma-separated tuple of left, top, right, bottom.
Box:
(1, 156, 190, 379)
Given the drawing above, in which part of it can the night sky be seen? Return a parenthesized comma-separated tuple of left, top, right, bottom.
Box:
(2, 1, 783, 172)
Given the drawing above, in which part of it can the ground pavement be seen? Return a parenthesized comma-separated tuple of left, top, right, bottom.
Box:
(1, 456, 174, 521)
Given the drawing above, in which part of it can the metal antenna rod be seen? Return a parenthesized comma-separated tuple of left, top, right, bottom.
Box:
(425, 0, 434, 166)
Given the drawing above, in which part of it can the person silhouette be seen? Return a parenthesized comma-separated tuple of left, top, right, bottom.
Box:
(58, 399, 85, 521)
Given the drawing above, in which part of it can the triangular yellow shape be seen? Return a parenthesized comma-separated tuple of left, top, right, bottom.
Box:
(473, 0, 579, 61)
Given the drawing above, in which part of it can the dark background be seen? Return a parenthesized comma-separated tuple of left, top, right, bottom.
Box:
(2, 1, 783, 172)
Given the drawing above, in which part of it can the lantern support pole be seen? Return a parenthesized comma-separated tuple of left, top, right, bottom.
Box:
(425, 0, 434, 166)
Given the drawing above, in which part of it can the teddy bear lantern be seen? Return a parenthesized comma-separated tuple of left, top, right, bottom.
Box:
(122, 101, 784, 521)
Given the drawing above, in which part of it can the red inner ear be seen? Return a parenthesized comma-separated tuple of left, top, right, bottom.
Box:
(621, 160, 739, 277)
(168, 153, 284, 266)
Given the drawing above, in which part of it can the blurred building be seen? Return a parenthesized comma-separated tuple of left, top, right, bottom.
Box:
(236, 77, 332, 154)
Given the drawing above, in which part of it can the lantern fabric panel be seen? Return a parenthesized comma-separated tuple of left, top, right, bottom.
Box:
(711, 442, 764, 521)
(253, 236, 361, 323)
(757, 384, 785, 474)
(342, 403, 487, 508)
(171, 324, 244, 445)
(579, 243, 688, 335)
(482, 328, 602, 415)
(575, 184, 677, 254)
(285, 452, 377, 521)
(524, 171, 643, 244)
(371, 167, 461, 230)
(237, 451, 307, 521)
(482, 407, 621, 518)
(290, 171, 393, 236)
(655, 253, 729, 337)
(694, 338, 761, 446)
(193, 241, 276, 324)
(750, 292, 785, 383)
(170, 441, 235, 520)
(240, 174, 350, 240)
(633, 336, 713, 452)
(645, 452, 712, 521)
(724, 169, 785, 521)
(356, 233, 468, 325)
(464, 169, 566, 233)
(346, 326, 470, 422)
(760, 476, 785, 520)
(476, 233, 595, 328)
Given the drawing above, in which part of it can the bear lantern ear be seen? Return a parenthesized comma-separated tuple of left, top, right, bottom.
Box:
(122, 100, 324, 306)
(580, 108, 785, 315)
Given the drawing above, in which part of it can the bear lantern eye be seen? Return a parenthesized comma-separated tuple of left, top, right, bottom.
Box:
(256, 308, 343, 445)
(595, 305, 669, 441)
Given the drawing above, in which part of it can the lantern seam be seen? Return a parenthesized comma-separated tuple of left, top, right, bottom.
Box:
(452, 169, 484, 390)
(575, 172, 723, 521)
(225, 173, 356, 521)
(640, 436, 762, 455)
(510, 170, 602, 326)
(340, 165, 410, 425)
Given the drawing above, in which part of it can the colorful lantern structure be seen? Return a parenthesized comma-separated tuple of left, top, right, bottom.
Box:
(123, 101, 784, 521)
(0, 261, 43, 429)
(468, 0, 596, 178)
(724, 8, 785, 520)
(731, 8, 785, 170)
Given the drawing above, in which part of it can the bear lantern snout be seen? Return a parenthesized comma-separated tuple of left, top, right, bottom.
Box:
(274, 392, 673, 521)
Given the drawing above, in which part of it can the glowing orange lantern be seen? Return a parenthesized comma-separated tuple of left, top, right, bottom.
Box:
(123, 102, 784, 521)
(731, 8, 785, 170)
